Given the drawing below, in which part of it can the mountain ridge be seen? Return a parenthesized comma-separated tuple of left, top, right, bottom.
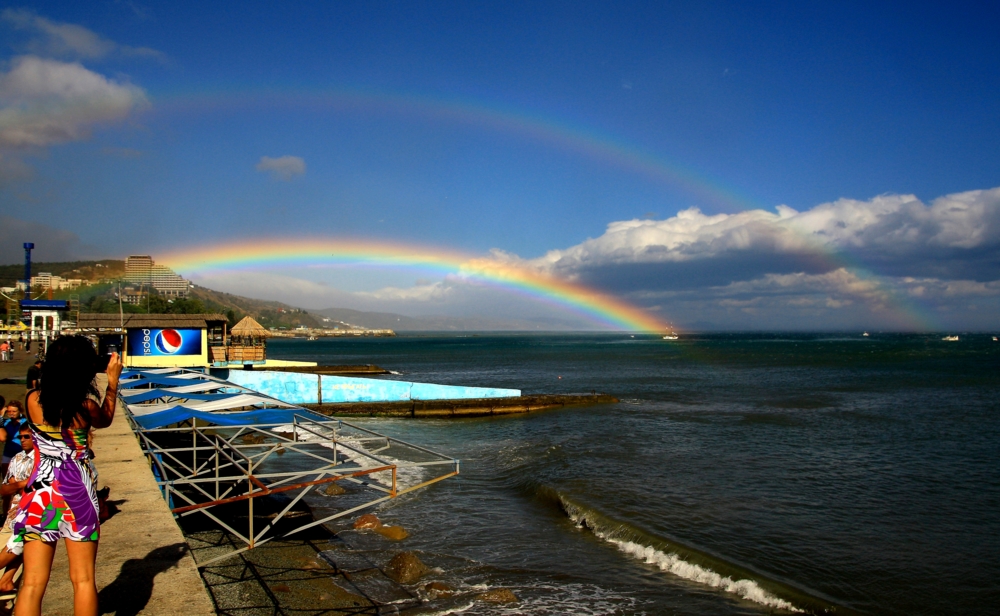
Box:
(2, 259, 581, 331)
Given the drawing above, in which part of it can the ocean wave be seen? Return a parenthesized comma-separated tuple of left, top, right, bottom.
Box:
(546, 488, 845, 615)
(609, 539, 799, 611)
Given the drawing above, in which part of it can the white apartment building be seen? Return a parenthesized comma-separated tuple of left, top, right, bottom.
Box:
(124, 255, 154, 283)
(28, 273, 83, 291)
(124, 255, 191, 298)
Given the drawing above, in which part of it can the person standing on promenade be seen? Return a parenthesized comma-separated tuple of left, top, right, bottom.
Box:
(8, 336, 121, 616)
(0, 402, 24, 464)
(25, 358, 41, 392)
(0, 401, 25, 513)
(0, 341, 8, 363)
(0, 423, 35, 593)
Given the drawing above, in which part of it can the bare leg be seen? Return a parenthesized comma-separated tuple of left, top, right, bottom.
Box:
(64, 540, 99, 616)
(13, 540, 55, 616)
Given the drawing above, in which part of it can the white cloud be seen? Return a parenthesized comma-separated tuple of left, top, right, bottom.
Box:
(255, 155, 306, 181)
(356, 281, 453, 302)
(0, 55, 148, 180)
(0, 12, 154, 182)
(520, 187, 1000, 286)
(1, 9, 163, 61)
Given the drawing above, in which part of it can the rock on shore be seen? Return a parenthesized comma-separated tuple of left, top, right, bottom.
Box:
(384, 552, 429, 584)
(375, 525, 409, 540)
(353, 513, 382, 529)
(323, 482, 347, 496)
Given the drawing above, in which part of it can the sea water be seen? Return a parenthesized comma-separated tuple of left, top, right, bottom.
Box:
(268, 333, 1000, 615)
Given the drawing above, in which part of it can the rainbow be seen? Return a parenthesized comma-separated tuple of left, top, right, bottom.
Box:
(152, 86, 758, 213)
(149, 87, 937, 331)
(160, 239, 666, 331)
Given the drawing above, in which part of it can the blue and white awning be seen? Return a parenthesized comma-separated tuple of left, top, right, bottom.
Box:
(121, 368, 326, 429)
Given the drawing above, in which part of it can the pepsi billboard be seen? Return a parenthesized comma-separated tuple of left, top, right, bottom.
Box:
(127, 328, 202, 356)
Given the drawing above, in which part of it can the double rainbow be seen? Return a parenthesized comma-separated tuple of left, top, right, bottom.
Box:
(150, 87, 935, 331)
(160, 239, 665, 331)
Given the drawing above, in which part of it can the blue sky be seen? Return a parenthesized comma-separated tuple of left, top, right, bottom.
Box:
(1, 1, 999, 330)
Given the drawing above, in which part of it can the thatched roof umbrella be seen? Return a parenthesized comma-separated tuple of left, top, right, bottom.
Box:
(230, 316, 269, 341)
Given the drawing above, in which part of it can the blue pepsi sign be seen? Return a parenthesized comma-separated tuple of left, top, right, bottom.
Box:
(127, 328, 202, 356)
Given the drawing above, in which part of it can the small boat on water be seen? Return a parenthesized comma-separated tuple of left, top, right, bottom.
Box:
(942, 335, 959, 341)
(993, 336, 998, 341)
(862, 332, 870, 337)
(307, 335, 318, 341)
(663, 330, 679, 340)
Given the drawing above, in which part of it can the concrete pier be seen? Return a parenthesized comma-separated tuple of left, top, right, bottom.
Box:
(38, 380, 215, 615)
(305, 392, 620, 418)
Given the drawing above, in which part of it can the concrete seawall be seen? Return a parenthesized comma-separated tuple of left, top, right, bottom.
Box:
(305, 393, 620, 418)
(225, 370, 522, 405)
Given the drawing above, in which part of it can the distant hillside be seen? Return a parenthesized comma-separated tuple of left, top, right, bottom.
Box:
(188, 287, 323, 330)
(314, 307, 587, 331)
(0, 260, 125, 287)
(2, 259, 588, 331)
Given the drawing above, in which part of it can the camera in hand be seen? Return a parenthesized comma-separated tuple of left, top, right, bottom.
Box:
(97, 336, 123, 371)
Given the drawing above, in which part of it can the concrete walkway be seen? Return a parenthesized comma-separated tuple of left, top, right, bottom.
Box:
(39, 380, 215, 615)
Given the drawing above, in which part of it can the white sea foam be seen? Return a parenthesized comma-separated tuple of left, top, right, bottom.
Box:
(414, 601, 476, 615)
(610, 539, 801, 612)
(420, 582, 643, 615)
(565, 507, 801, 612)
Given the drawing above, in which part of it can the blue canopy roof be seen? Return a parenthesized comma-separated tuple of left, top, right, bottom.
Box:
(121, 390, 239, 404)
(119, 375, 220, 389)
(132, 406, 329, 430)
(21, 299, 68, 310)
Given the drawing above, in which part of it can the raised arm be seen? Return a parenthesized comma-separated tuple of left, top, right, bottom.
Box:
(89, 351, 122, 429)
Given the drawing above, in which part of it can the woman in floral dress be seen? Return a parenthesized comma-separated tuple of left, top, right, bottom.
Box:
(9, 336, 121, 616)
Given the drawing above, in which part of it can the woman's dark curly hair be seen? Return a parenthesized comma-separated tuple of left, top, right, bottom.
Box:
(38, 336, 99, 428)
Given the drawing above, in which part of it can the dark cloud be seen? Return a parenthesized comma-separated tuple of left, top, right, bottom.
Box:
(572, 251, 837, 292)
(0, 216, 86, 262)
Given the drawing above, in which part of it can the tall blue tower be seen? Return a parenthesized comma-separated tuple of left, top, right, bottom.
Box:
(23, 242, 34, 294)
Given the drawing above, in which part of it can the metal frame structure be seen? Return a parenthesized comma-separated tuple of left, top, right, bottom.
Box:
(122, 368, 459, 567)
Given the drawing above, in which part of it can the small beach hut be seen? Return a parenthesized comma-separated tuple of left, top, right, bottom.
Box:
(228, 316, 269, 365)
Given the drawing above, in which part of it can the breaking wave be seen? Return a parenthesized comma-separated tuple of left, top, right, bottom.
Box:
(543, 487, 848, 615)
